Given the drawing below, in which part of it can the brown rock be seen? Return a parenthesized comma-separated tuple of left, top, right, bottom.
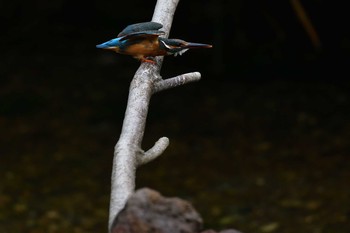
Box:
(111, 188, 203, 233)
(201, 230, 243, 233)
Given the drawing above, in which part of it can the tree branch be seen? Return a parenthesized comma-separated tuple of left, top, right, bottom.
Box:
(108, 0, 202, 231)
(154, 72, 201, 93)
(140, 137, 170, 165)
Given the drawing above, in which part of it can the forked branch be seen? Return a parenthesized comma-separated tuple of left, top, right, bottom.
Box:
(108, 0, 202, 231)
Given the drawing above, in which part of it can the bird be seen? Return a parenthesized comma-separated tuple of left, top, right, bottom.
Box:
(96, 22, 212, 63)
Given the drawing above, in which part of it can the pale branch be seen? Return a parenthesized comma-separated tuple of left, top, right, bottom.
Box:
(108, 0, 203, 232)
(140, 137, 170, 165)
(153, 72, 202, 93)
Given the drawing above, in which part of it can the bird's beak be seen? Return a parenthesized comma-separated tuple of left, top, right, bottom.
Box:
(185, 42, 213, 49)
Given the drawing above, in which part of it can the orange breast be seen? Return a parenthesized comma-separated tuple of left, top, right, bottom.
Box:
(121, 39, 167, 57)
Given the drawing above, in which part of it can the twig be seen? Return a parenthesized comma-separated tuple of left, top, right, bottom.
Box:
(290, 0, 321, 49)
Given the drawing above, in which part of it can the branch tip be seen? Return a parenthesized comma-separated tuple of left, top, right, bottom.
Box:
(140, 137, 170, 165)
(154, 72, 201, 93)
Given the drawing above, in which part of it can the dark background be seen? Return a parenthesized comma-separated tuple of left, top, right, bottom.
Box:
(1, 0, 350, 232)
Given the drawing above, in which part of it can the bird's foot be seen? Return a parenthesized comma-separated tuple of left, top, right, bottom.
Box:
(141, 57, 156, 64)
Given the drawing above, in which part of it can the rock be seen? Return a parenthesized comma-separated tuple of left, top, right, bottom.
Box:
(220, 229, 243, 233)
(201, 229, 243, 233)
(111, 188, 203, 233)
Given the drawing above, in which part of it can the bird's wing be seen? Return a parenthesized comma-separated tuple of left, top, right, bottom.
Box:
(119, 31, 164, 42)
(118, 22, 163, 37)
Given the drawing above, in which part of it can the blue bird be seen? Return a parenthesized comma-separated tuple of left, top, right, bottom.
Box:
(96, 22, 212, 63)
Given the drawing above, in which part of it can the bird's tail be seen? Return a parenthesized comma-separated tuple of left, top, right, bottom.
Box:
(96, 38, 121, 49)
(96, 43, 109, 49)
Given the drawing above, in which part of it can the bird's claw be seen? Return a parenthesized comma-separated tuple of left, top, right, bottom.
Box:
(141, 57, 156, 64)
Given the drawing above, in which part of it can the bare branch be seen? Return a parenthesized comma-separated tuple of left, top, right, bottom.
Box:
(108, 1, 180, 231)
(108, 0, 204, 232)
(140, 137, 170, 165)
(153, 72, 201, 93)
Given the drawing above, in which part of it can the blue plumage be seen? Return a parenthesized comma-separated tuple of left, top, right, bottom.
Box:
(96, 22, 212, 63)
(96, 38, 122, 49)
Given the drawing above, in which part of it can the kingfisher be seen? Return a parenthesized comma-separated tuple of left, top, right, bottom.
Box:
(96, 22, 212, 63)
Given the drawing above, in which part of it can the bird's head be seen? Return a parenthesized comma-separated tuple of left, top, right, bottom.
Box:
(159, 38, 212, 56)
